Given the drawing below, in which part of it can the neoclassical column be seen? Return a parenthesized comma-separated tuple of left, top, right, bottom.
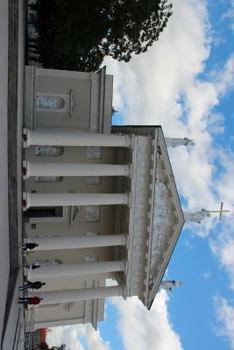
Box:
(28, 260, 125, 279)
(23, 192, 129, 210)
(23, 129, 132, 148)
(27, 234, 127, 251)
(23, 161, 131, 178)
(31, 286, 124, 305)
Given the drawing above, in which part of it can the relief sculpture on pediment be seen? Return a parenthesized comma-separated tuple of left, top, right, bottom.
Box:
(150, 180, 174, 277)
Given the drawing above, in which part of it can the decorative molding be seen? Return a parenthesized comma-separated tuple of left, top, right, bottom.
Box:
(126, 135, 151, 297)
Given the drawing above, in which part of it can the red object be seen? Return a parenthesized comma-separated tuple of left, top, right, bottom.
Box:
(39, 328, 49, 343)
(28, 296, 42, 305)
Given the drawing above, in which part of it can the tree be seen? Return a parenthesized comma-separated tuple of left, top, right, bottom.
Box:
(96, 0, 173, 62)
(28, 0, 172, 71)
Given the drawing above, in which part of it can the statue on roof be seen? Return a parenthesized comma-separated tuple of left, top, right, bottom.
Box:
(165, 137, 195, 148)
(183, 209, 211, 224)
(184, 202, 230, 224)
(160, 280, 182, 292)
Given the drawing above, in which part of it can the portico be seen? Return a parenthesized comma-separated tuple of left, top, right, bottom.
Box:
(23, 64, 185, 330)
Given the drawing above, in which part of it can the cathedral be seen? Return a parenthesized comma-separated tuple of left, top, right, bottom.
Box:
(23, 65, 188, 329)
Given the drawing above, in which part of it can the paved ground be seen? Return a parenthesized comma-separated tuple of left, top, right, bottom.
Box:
(0, 0, 11, 341)
(0, 0, 25, 348)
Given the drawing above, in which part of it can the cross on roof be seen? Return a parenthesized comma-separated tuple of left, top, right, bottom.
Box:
(207, 202, 230, 220)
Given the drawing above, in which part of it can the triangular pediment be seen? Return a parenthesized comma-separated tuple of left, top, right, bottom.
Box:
(113, 126, 184, 309)
(144, 129, 184, 309)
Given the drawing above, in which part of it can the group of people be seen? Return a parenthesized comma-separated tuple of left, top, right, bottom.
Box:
(18, 241, 44, 306)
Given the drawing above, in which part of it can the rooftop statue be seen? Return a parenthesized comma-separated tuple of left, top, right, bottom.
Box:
(183, 209, 211, 224)
(165, 137, 195, 148)
(160, 280, 182, 292)
(184, 202, 230, 224)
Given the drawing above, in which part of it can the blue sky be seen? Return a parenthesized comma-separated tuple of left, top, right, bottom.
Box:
(48, 0, 234, 349)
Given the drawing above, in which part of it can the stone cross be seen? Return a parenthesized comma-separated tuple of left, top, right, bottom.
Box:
(184, 202, 230, 224)
(206, 201, 230, 221)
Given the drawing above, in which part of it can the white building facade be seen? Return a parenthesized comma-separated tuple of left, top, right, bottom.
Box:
(23, 66, 184, 329)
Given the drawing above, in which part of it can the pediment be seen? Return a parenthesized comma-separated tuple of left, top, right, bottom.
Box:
(144, 129, 184, 309)
(118, 127, 184, 308)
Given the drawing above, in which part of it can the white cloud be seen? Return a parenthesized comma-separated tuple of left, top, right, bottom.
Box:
(202, 271, 211, 279)
(105, 0, 234, 233)
(113, 291, 183, 350)
(210, 221, 234, 290)
(214, 296, 234, 349)
(104, 0, 234, 345)
(223, 0, 234, 31)
(216, 54, 234, 94)
(47, 293, 182, 350)
(48, 0, 234, 348)
(105, 0, 216, 213)
(47, 325, 109, 350)
(215, 150, 234, 206)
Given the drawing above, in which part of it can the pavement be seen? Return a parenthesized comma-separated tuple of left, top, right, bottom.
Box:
(0, 0, 11, 341)
(0, 0, 25, 348)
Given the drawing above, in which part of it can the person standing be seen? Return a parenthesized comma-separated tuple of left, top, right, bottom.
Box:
(25, 263, 41, 270)
(21, 242, 39, 251)
(19, 281, 46, 291)
(18, 296, 43, 305)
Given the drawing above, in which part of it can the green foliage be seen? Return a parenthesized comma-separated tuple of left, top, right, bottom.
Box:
(28, 0, 172, 71)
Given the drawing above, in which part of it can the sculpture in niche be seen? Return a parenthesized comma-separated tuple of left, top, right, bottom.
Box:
(36, 95, 65, 110)
(84, 255, 97, 262)
(34, 146, 64, 157)
(84, 206, 100, 223)
(86, 146, 102, 160)
(86, 176, 101, 185)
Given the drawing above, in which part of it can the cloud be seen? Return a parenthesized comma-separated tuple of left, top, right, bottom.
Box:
(104, 0, 234, 345)
(216, 54, 234, 94)
(47, 325, 109, 350)
(48, 1, 234, 349)
(214, 296, 234, 349)
(47, 293, 182, 350)
(215, 149, 234, 207)
(202, 271, 211, 279)
(105, 0, 215, 214)
(105, 0, 234, 235)
(105, 0, 211, 129)
(210, 220, 234, 290)
(113, 291, 183, 350)
(223, 0, 234, 31)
